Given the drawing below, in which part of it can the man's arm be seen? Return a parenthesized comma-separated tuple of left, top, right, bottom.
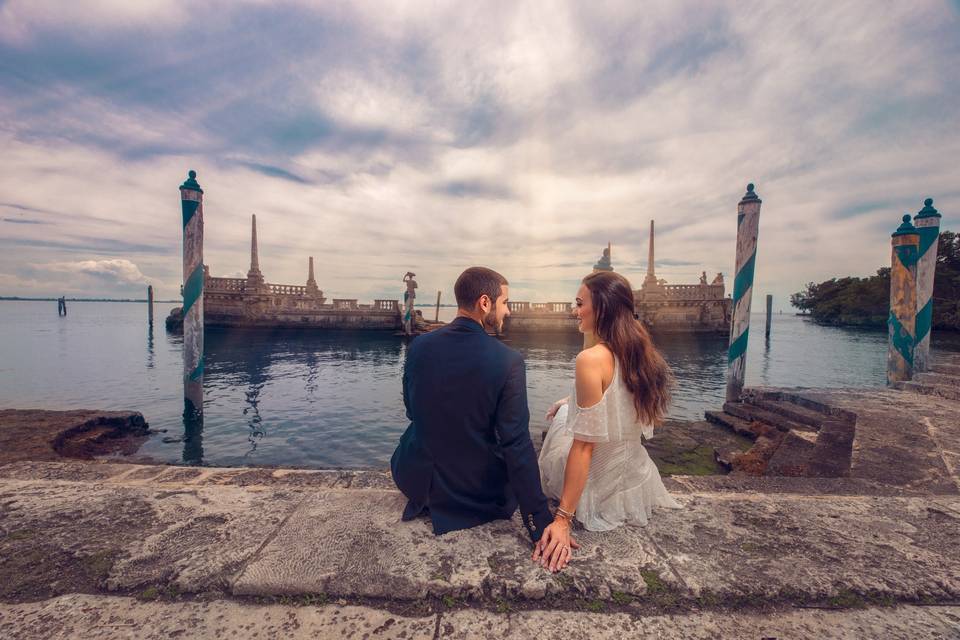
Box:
(494, 353, 552, 543)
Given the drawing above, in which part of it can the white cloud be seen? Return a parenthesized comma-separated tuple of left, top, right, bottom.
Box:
(0, 1, 958, 309)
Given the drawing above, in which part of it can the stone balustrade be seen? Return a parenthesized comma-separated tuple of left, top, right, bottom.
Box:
(206, 277, 247, 292)
(270, 284, 308, 296)
(645, 284, 726, 301)
(509, 301, 573, 314)
(374, 299, 400, 311)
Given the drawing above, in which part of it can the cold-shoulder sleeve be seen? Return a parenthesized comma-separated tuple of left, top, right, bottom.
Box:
(564, 399, 609, 443)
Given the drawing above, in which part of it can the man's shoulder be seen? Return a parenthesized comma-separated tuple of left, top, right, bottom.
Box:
(408, 323, 523, 364)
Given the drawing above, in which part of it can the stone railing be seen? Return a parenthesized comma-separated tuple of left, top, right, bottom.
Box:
(509, 301, 573, 314)
(270, 284, 308, 296)
(652, 284, 725, 301)
(333, 299, 358, 310)
(206, 277, 247, 292)
(374, 299, 400, 311)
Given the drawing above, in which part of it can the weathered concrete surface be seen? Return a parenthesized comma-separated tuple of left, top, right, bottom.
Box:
(0, 474, 305, 600)
(2, 595, 959, 639)
(2, 461, 959, 610)
(0, 595, 436, 639)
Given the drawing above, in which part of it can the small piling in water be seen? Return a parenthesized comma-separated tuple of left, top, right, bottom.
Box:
(887, 214, 919, 386)
(435, 290, 441, 322)
(726, 183, 762, 402)
(765, 294, 773, 340)
(147, 285, 154, 326)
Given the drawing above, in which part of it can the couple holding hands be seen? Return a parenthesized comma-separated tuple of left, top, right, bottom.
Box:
(392, 266, 679, 572)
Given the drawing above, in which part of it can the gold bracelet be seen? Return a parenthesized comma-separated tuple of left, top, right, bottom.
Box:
(555, 506, 575, 520)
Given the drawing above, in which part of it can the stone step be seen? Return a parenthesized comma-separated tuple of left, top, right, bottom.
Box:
(722, 402, 813, 434)
(704, 410, 758, 439)
(745, 398, 826, 430)
(914, 371, 960, 386)
(893, 380, 960, 402)
(765, 429, 816, 477)
(931, 362, 960, 376)
(933, 352, 960, 367)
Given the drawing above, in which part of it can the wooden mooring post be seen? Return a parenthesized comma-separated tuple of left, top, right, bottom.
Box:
(765, 294, 772, 340)
(179, 170, 204, 420)
(913, 198, 941, 372)
(147, 285, 154, 326)
(435, 290, 441, 322)
(726, 183, 762, 402)
(887, 214, 919, 386)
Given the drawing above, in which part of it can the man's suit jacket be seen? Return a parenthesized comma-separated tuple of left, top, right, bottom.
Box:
(390, 316, 553, 542)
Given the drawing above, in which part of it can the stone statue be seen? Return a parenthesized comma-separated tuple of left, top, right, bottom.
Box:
(711, 272, 724, 286)
(403, 272, 418, 335)
(699, 271, 708, 285)
(593, 244, 613, 272)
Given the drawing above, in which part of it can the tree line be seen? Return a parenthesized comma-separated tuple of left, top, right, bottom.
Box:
(790, 230, 959, 331)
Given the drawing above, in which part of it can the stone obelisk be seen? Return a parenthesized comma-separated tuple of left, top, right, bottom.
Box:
(887, 214, 920, 385)
(306, 256, 319, 296)
(913, 198, 941, 372)
(726, 183, 762, 402)
(179, 170, 204, 419)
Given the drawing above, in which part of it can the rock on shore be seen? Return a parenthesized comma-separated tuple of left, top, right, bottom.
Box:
(0, 409, 150, 465)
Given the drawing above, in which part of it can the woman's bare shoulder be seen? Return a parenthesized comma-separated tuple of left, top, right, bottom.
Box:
(575, 343, 615, 377)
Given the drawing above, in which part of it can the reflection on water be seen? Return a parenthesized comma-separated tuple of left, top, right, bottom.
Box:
(2, 300, 959, 470)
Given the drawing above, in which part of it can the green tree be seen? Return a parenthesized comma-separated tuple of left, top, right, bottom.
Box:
(790, 230, 958, 331)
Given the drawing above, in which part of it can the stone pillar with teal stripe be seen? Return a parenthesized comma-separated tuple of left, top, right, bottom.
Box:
(887, 214, 919, 386)
(180, 170, 204, 419)
(913, 198, 941, 372)
(726, 183, 762, 402)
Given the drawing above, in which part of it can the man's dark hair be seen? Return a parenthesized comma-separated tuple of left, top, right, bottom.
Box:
(454, 267, 508, 310)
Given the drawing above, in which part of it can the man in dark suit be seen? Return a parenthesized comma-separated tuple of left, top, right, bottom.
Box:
(391, 266, 553, 543)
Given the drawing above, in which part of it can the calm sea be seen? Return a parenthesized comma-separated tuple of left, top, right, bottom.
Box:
(2, 300, 958, 469)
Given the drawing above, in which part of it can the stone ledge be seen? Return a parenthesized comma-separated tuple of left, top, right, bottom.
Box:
(2, 594, 959, 640)
(1, 467, 958, 611)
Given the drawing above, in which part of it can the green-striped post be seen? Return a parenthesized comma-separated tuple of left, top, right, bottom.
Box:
(887, 214, 920, 386)
(913, 198, 941, 372)
(726, 183, 762, 402)
(180, 170, 204, 419)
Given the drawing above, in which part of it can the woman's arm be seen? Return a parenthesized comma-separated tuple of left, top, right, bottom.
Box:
(533, 351, 605, 571)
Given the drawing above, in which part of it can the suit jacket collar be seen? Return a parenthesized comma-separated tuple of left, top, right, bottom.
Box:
(451, 316, 486, 332)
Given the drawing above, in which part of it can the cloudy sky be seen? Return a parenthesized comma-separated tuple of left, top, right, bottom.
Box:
(1, 1, 957, 308)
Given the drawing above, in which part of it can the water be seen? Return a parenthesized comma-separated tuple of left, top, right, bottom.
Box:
(1, 301, 958, 469)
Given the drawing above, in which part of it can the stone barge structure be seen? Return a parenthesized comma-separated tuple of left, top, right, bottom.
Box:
(169, 215, 402, 331)
(504, 222, 732, 335)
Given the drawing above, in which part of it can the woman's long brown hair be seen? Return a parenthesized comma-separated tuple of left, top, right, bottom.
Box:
(582, 271, 673, 425)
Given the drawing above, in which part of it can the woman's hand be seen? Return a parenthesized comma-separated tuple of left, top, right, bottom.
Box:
(532, 518, 580, 572)
(545, 397, 569, 422)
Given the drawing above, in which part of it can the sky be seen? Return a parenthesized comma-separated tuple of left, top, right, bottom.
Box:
(0, 1, 958, 309)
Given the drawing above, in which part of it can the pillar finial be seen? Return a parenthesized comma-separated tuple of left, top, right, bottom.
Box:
(892, 213, 918, 237)
(915, 197, 940, 220)
(740, 182, 760, 204)
(180, 169, 203, 193)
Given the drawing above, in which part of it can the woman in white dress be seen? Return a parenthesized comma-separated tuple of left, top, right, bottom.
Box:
(533, 271, 680, 572)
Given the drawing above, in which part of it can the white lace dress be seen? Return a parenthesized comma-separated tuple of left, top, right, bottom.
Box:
(538, 360, 681, 531)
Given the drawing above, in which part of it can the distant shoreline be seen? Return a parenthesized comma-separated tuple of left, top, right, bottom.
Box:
(0, 296, 180, 303)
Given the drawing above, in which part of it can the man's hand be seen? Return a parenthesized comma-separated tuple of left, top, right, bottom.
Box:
(545, 397, 569, 422)
(532, 518, 580, 572)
